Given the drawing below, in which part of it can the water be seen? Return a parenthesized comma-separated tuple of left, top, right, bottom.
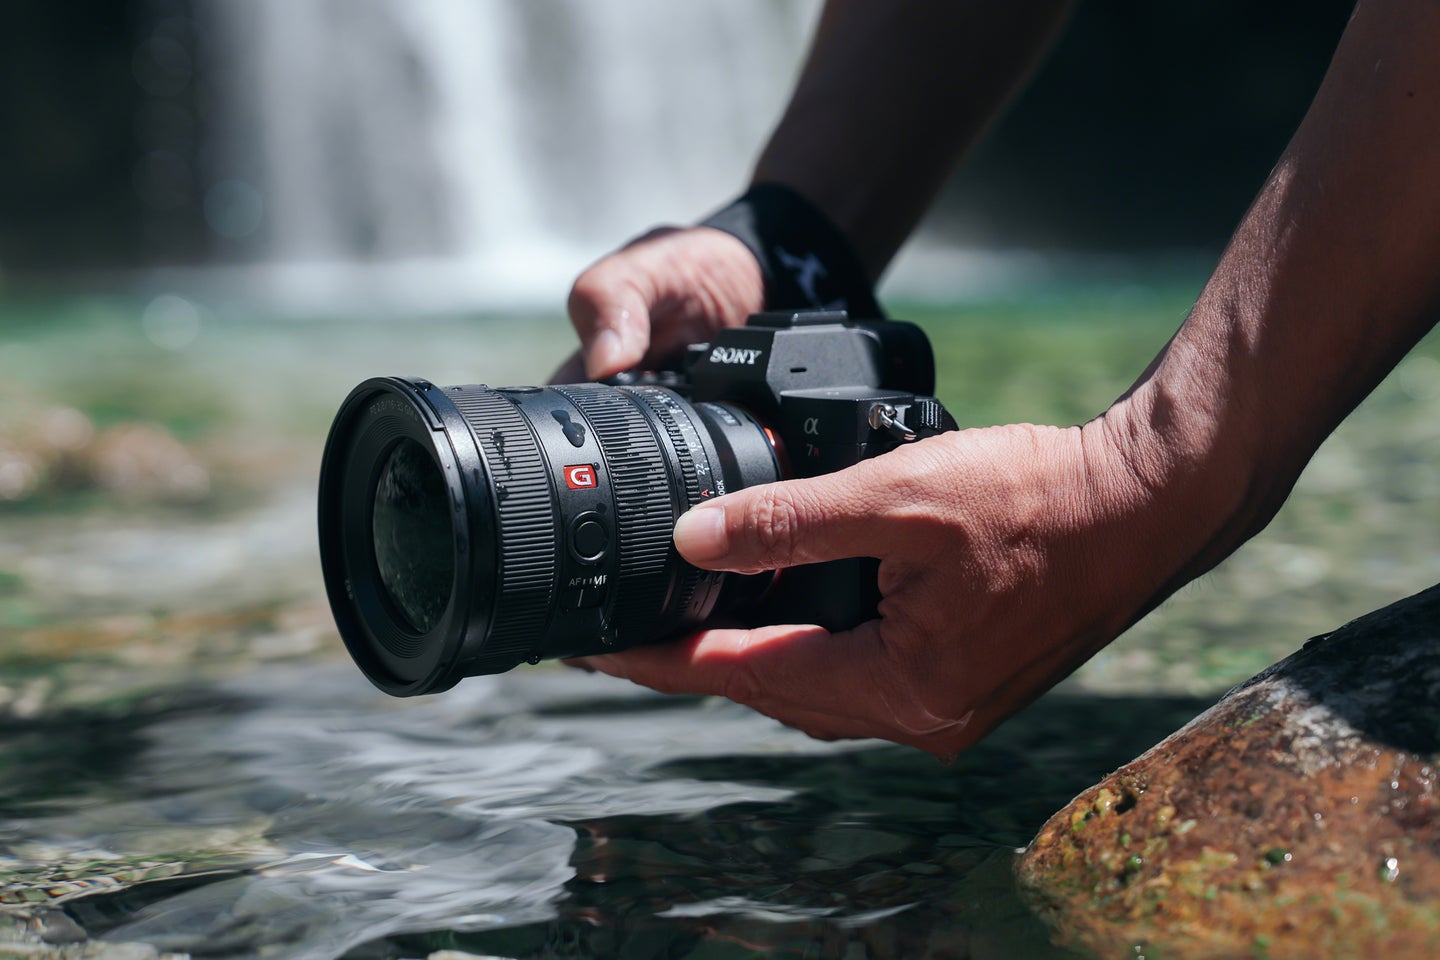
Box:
(3, 639, 1212, 959)
(190, 0, 820, 310)
(2, 291, 1438, 957)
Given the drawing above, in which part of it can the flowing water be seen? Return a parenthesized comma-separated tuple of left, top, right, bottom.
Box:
(2, 289, 1439, 957)
(187, 0, 821, 310)
(2, 646, 1215, 959)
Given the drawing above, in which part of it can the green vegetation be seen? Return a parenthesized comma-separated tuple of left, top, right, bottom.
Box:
(901, 282, 1200, 428)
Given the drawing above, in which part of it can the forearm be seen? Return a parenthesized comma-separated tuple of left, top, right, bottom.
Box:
(1110, 0, 1440, 602)
(753, 0, 1073, 279)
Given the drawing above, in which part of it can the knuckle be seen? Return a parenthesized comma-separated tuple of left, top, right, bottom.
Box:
(566, 272, 609, 325)
(719, 657, 762, 707)
(745, 488, 806, 567)
(885, 439, 962, 508)
(568, 261, 641, 314)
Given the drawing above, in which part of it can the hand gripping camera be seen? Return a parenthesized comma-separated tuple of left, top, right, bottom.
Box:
(317, 310, 958, 696)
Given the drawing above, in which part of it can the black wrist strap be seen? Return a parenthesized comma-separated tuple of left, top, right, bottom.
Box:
(700, 183, 885, 319)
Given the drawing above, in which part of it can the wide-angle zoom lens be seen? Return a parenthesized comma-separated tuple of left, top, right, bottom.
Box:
(318, 378, 780, 695)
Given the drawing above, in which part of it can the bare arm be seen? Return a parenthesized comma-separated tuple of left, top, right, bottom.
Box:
(575, 0, 1440, 755)
(755, 0, 1074, 279)
(563, 0, 1073, 377)
(1119, 0, 1440, 612)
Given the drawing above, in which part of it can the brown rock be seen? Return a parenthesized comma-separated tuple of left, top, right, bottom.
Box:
(0, 392, 210, 505)
(85, 422, 209, 501)
(1017, 582, 1440, 958)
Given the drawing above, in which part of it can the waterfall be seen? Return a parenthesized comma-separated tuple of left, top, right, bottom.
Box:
(196, 0, 821, 312)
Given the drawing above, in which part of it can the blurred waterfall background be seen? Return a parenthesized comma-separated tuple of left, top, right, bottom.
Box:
(191, 0, 820, 310)
(7, 0, 826, 312)
(0, 0, 1358, 313)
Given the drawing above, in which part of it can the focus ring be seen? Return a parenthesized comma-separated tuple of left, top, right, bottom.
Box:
(451, 388, 556, 662)
(557, 386, 675, 634)
(631, 389, 704, 505)
(628, 388, 716, 621)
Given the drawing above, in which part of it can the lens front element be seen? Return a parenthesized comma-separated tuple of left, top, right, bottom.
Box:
(372, 437, 454, 635)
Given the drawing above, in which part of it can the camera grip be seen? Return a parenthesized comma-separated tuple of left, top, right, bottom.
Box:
(752, 557, 881, 633)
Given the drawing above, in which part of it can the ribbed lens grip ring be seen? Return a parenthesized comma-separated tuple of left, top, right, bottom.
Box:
(556, 386, 676, 636)
(626, 387, 725, 622)
(628, 388, 705, 503)
(450, 388, 557, 665)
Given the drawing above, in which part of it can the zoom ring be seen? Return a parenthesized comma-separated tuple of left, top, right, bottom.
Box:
(451, 388, 557, 663)
(557, 386, 674, 634)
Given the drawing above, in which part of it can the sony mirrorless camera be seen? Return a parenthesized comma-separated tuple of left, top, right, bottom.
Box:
(317, 309, 957, 696)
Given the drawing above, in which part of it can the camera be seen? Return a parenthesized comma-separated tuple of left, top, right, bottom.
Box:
(317, 309, 957, 696)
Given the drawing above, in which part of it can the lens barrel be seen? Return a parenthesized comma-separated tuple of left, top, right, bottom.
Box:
(318, 378, 780, 695)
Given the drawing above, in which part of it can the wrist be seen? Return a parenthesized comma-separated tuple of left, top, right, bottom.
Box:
(1081, 373, 1259, 619)
(698, 184, 885, 318)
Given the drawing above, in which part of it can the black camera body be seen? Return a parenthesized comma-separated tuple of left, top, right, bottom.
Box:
(632, 308, 954, 476)
(317, 310, 957, 696)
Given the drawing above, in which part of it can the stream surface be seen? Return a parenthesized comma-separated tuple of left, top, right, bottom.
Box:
(2, 292, 1438, 958)
(2, 616, 1211, 960)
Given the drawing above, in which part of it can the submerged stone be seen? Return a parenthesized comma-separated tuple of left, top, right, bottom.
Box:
(1017, 582, 1440, 958)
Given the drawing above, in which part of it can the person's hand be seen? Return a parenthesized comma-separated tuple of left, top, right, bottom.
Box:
(553, 226, 766, 383)
(570, 409, 1241, 758)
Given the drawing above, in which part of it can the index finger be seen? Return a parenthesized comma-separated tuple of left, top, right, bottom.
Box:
(567, 270, 653, 379)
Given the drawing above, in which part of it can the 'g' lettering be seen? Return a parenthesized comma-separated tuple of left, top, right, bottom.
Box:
(564, 464, 597, 489)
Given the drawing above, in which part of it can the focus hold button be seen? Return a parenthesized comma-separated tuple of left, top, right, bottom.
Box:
(570, 514, 609, 564)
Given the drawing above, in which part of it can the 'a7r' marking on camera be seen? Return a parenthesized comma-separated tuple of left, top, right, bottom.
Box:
(564, 464, 598, 490)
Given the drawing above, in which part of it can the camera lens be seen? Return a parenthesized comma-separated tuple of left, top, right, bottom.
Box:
(371, 437, 454, 634)
(318, 378, 781, 696)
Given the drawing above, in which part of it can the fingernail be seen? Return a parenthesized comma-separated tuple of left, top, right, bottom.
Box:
(674, 505, 727, 564)
(587, 329, 624, 379)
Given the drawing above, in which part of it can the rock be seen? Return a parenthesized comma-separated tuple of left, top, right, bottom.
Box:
(1017, 582, 1440, 958)
(85, 422, 209, 502)
(0, 389, 209, 505)
(31, 909, 87, 945)
(0, 440, 46, 500)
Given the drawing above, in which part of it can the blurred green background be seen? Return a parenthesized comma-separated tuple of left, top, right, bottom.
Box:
(0, 0, 1435, 724)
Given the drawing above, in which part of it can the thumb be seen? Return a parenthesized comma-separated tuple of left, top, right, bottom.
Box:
(673, 470, 889, 574)
(567, 271, 653, 379)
